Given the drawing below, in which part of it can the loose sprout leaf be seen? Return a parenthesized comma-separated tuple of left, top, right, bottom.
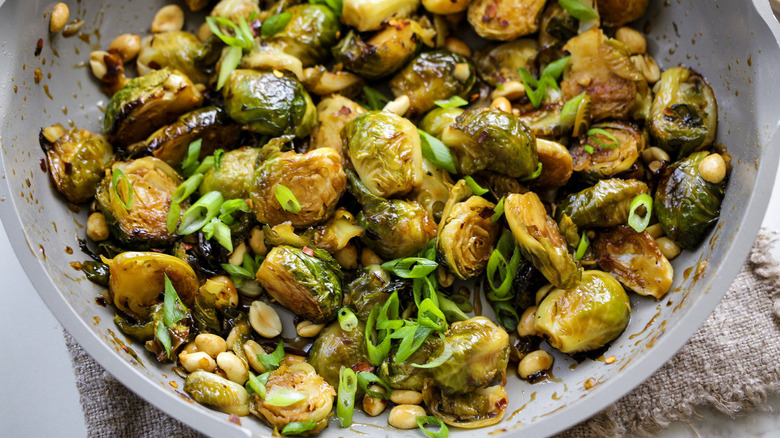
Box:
(434, 95, 469, 109)
(491, 196, 506, 223)
(587, 128, 620, 149)
(464, 176, 489, 195)
(411, 334, 453, 368)
(628, 193, 653, 232)
(575, 232, 590, 261)
(217, 45, 243, 91)
(381, 257, 438, 278)
(163, 274, 188, 327)
(416, 416, 449, 438)
(418, 129, 457, 174)
(356, 372, 391, 399)
(111, 167, 134, 210)
(541, 56, 571, 80)
(558, 0, 598, 21)
(275, 184, 302, 214)
(214, 149, 225, 170)
(337, 308, 358, 332)
(281, 422, 318, 436)
(178, 191, 225, 235)
(156, 322, 172, 357)
(180, 139, 203, 177)
(337, 366, 357, 427)
(261, 12, 293, 38)
(257, 341, 285, 371)
(362, 86, 390, 111)
(264, 387, 308, 406)
(520, 162, 544, 181)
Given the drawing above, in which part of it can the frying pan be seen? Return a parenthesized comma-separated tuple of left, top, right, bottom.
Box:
(1, 0, 779, 436)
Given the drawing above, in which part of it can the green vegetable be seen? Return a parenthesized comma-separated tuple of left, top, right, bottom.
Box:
(281, 422, 318, 435)
(336, 367, 357, 427)
(178, 191, 224, 235)
(257, 341, 285, 371)
(463, 176, 488, 195)
(486, 232, 522, 299)
(184, 370, 250, 416)
(112, 167, 134, 211)
(337, 308, 358, 332)
(419, 129, 457, 174)
(558, 0, 598, 21)
(381, 257, 438, 278)
(557, 178, 649, 228)
(435, 96, 468, 109)
(628, 194, 653, 232)
(417, 416, 449, 438)
(575, 233, 590, 261)
(362, 86, 391, 111)
(265, 387, 308, 406)
(308, 320, 369, 387)
(275, 184, 302, 214)
(357, 371, 392, 398)
(265, 5, 340, 67)
(261, 12, 293, 38)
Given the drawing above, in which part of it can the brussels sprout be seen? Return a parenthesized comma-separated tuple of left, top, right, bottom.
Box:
(432, 317, 509, 395)
(265, 4, 340, 67)
(103, 68, 204, 147)
(379, 335, 441, 391)
(185, 370, 250, 416)
(301, 66, 364, 98)
(250, 363, 335, 435)
(113, 311, 155, 342)
(597, 0, 648, 27)
(648, 67, 718, 158)
(107, 251, 198, 320)
(308, 320, 370, 387)
(145, 301, 193, 362)
(222, 69, 316, 138)
(538, 2, 577, 47)
(137, 31, 209, 84)
(342, 111, 423, 198)
(95, 157, 183, 246)
(250, 148, 346, 227)
(342, 0, 420, 32)
(531, 138, 572, 188)
(333, 19, 428, 80)
(505, 192, 580, 289)
(140, 106, 241, 167)
(348, 171, 437, 259)
(310, 95, 365, 154)
(211, 0, 260, 22)
(389, 51, 477, 118)
(241, 42, 304, 81)
(40, 124, 113, 204)
(423, 384, 508, 429)
(441, 107, 539, 178)
(419, 107, 464, 139)
(199, 147, 260, 199)
(422, 0, 470, 14)
(343, 265, 403, 319)
(408, 158, 453, 222)
(654, 151, 725, 249)
(437, 180, 501, 280)
(255, 245, 343, 323)
(515, 103, 567, 139)
(571, 121, 646, 184)
(557, 178, 649, 228)
(535, 270, 631, 354)
(468, 0, 546, 41)
(307, 207, 364, 253)
(193, 276, 239, 334)
(474, 39, 538, 86)
(82, 260, 111, 286)
(594, 226, 674, 299)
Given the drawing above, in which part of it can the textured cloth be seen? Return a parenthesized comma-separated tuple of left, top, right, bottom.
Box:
(64, 231, 780, 438)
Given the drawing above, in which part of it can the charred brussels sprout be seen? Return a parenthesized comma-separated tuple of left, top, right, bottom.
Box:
(211, 0, 260, 22)
(308, 208, 364, 253)
(137, 31, 209, 84)
(597, 0, 649, 27)
(185, 371, 250, 416)
(571, 121, 646, 184)
(241, 42, 304, 80)
(199, 147, 260, 199)
(515, 103, 567, 139)
(423, 384, 508, 429)
(441, 107, 539, 178)
(222, 69, 316, 138)
(649, 67, 718, 158)
(389, 51, 476, 118)
(380, 335, 441, 391)
(310, 95, 366, 154)
(408, 158, 453, 223)
(468, 0, 546, 41)
(255, 245, 343, 323)
(535, 270, 630, 354)
(103, 68, 203, 147)
(343, 111, 423, 198)
(342, 0, 420, 32)
(432, 317, 509, 395)
(594, 226, 674, 299)
(654, 151, 725, 249)
(308, 320, 369, 387)
(95, 157, 183, 246)
(40, 124, 113, 204)
(419, 107, 463, 139)
(474, 39, 538, 86)
(265, 4, 340, 67)
(344, 265, 400, 318)
(557, 179, 649, 228)
(532, 138, 573, 188)
(250, 148, 346, 227)
(505, 192, 580, 289)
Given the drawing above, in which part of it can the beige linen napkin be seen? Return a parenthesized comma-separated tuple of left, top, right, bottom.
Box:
(64, 231, 780, 438)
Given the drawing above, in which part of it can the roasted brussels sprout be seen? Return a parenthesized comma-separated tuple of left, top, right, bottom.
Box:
(333, 19, 428, 80)
(597, 0, 649, 27)
(505, 192, 580, 289)
(140, 106, 241, 167)
(343, 265, 401, 318)
(95, 157, 183, 246)
(422, 0, 470, 14)
(432, 317, 509, 395)
(389, 51, 476, 117)
(538, 2, 577, 47)
(532, 138, 573, 188)
(185, 370, 250, 416)
(103, 68, 203, 147)
(419, 107, 464, 139)
(222, 69, 316, 138)
(474, 39, 538, 86)
(441, 107, 539, 178)
(107, 251, 198, 320)
(594, 226, 674, 299)
(308, 207, 364, 252)
(250, 363, 335, 435)
(437, 180, 501, 280)
(241, 42, 304, 80)
(648, 67, 718, 158)
(423, 383, 508, 429)
(310, 95, 365, 154)
(341, 0, 420, 32)
(342, 111, 423, 198)
(255, 245, 343, 323)
(265, 4, 340, 67)
(468, 0, 546, 41)
(211, 0, 260, 22)
(301, 66, 364, 98)
(40, 124, 113, 204)
(654, 151, 725, 249)
(348, 171, 437, 259)
(379, 335, 441, 391)
(137, 31, 209, 84)
(408, 158, 453, 223)
(557, 179, 649, 228)
(571, 121, 646, 183)
(199, 147, 260, 199)
(515, 103, 568, 139)
(308, 320, 369, 386)
(535, 270, 630, 354)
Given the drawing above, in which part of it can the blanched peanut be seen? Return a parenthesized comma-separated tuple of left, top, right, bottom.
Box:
(389, 390, 423, 405)
(436, 266, 454, 288)
(181, 341, 198, 355)
(444, 37, 472, 57)
(243, 340, 268, 373)
(197, 22, 213, 41)
(195, 334, 227, 358)
(228, 241, 247, 266)
(491, 96, 512, 113)
(453, 63, 471, 83)
(383, 95, 411, 116)
(656, 237, 681, 260)
(249, 301, 282, 338)
(642, 146, 670, 164)
(89, 51, 110, 81)
(50, 3, 70, 33)
(615, 27, 646, 54)
(363, 385, 387, 417)
(248, 226, 267, 256)
(108, 34, 141, 63)
(645, 223, 664, 239)
(517, 306, 538, 337)
(333, 243, 358, 270)
(86, 212, 109, 241)
(361, 248, 383, 266)
(151, 5, 184, 33)
(296, 320, 325, 338)
(631, 54, 661, 84)
(388, 404, 425, 429)
(698, 153, 727, 184)
(518, 350, 553, 379)
(217, 352, 249, 385)
(490, 80, 526, 101)
(180, 351, 217, 373)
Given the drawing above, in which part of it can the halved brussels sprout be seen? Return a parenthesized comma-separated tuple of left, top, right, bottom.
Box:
(95, 157, 183, 246)
(571, 121, 646, 184)
(432, 317, 509, 395)
(308, 320, 369, 387)
(255, 245, 343, 323)
(193, 275, 239, 334)
(408, 158, 453, 223)
(145, 302, 192, 362)
(137, 31, 209, 84)
(40, 124, 113, 204)
(538, 2, 576, 47)
(301, 66, 364, 98)
(265, 4, 340, 67)
(333, 19, 428, 80)
(343, 264, 401, 319)
(556, 178, 649, 228)
(342, 111, 423, 198)
(309, 207, 364, 253)
(222, 69, 316, 138)
(516, 103, 566, 139)
(107, 251, 198, 320)
(348, 171, 437, 259)
(535, 270, 630, 354)
(199, 146, 260, 199)
(531, 138, 572, 188)
(103, 68, 203, 147)
(211, 0, 260, 22)
(474, 39, 538, 86)
(594, 226, 674, 299)
(341, 0, 420, 32)
(419, 107, 464, 139)
(423, 383, 508, 429)
(379, 335, 441, 391)
(250, 148, 346, 228)
(655, 151, 725, 249)
(310, 95, 366, 154)
(438, 180, 501, 280)
(648, 67, 718, 158)
(185, 370, 250, 416)
(241, 42, 304, 80)
(441, 107, 539, 178)
(597, 0, 648, 27)
(140, 106, 241, 167)
(468, 0, 546, 41)
(505, 192, 580, 289)
(389, 50, 476, 118)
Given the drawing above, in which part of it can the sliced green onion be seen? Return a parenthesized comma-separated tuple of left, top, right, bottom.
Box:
(356, 372, 391, 399)
(464, 176, 488, 195)
(362, 86, 390, 111)
(221, 263, 254, 279)
(520, 162, 544, 181)
(275, 184, 302, 214)
(486, 231, 522, 299)
(365, 306, 392, 366)
(156, 322, 172, 357)
(337, 308, 358, 332)
(381, 257, 438, 278)
(417, 416, 449, 438)
(418, 129, 457, 174)
(583, 144, 595, 154)
(265, 387, 308, 406)
(167, 174, 205, 233)
(560, 92, 587, 126)
(218, 198, 250, 225)
(417, 298, 447, 331)
(178, 191, 224, 235)
(411, 334, 453, 369)
(541, 56, 571, 80)
(394, 323, 432, 363)
(167, 203, 182, 235)
(181, 139, 202, 177)
(112, 167, 134, 210)
(281, 422, 317, 436)
(575, 232, 590, 261)
(558, 0, 598, 20)
(213, 149, 225, 170)
(246, 371, 267, 399)
(163, 274, 188, 327)
(518, 67, 546, 108)
(261, 12, 292, 38)
(337, 366, 357, 427)
(257, 341, 285, 371)
(419, 238, 437, 261)
(193, 156, 216, 175)
(437, 293, 469, 322)
(434, 95, 468, 109)
(628, 194, 653, 233)
(491, 196, 506, 223)
(217, 45, 242, 91)
(202, 218, 233, 252)
(205, 16, 253, 50)
(587, 128, 620, 149)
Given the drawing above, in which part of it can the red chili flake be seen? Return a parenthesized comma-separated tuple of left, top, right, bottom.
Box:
(35, 38, 43, 56)
(351, 362, 374, 374)
(478, 130, 489, 143)
(663, 107, 675, 117)
(229, 414, 241, 425)
(499, 18, 509, 27)
(338, 106, 352, 116)
(302, 246, 315, 256)
(483, 3, 498, 22)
